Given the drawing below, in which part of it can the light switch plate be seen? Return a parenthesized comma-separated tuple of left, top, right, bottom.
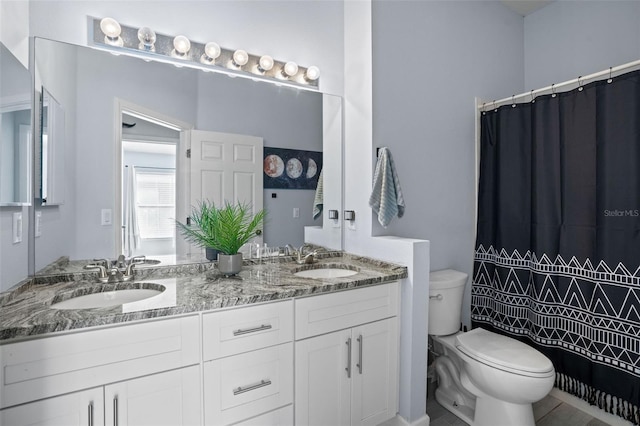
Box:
(101, 209, 112, 226)
(35, 211, 42, 237)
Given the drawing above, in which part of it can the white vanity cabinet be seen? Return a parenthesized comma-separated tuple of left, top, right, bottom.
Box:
(202, 300, 294, 426)
(0, 367, 201, 426)
(0, 281, 401, 426)
(0, 387, 104, 426)
(0, 315, 201, 426)
(294, 282, 399, 426)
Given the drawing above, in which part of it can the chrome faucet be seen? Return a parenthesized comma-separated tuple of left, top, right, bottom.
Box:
(286, 244, 317, 264)
(84, 255, 145, 283)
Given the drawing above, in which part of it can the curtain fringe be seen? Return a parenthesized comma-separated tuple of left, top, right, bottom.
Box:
(556, 373, 640, 425)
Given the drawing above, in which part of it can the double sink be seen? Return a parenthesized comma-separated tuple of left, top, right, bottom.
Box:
(50, 264, 360, 310)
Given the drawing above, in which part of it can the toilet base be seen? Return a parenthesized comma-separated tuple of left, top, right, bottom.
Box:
(473, 396, 535, 426)
(435, 387, 474, 425)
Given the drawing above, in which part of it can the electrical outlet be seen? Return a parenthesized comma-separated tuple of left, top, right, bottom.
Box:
(293, 207, 300, 218)
(12, 212, 22, 243)
(101, 209, 112, 226)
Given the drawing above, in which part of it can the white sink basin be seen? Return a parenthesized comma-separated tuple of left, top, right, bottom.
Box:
(294, 267, 358, 279)
(51, 288, 164, 310)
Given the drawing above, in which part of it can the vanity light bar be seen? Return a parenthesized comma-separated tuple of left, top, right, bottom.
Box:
(89, 17, 319, 89)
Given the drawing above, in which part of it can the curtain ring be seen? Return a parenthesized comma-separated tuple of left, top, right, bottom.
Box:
(551, 83, 557, 98)
(482, 102, 487, 115)
(511, 95, 517, 108)
(530, 89, 535, 103)
(578, 75, 584, 91)
(493, 100, 497, 112)
(607, 67, 613, 84)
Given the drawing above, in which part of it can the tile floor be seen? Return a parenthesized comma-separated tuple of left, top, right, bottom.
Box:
(427, 392, 612, 426)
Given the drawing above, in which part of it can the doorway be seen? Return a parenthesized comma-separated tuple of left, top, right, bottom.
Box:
(115, 100, 191, 260)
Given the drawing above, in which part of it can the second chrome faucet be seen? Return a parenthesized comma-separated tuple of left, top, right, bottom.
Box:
(84, 255, 147, 283)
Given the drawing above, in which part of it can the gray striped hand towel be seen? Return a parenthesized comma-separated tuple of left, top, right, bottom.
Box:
(368, 147, 405, 227)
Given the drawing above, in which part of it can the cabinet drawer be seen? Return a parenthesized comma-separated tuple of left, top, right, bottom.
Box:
(203, 300, 293, 360)
(233, 404, 293, 426)
(295, 282, 399, 340)
(0, 315, 200, 408)
(204, 343, 293, 425)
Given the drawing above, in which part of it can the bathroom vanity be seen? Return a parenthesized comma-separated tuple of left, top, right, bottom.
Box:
(0, 254, 406, 426)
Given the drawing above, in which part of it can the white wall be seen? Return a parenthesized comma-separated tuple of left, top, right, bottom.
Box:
(368, 1, 525, 328)
(524, 0, 640, 90)
(0, 0, 29, 67)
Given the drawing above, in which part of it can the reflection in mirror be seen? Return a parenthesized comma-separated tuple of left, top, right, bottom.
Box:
(32, 38, 342, 275)
(39, 87, 65, 205)
(0, 42, 31, 206)
(121, 112, 178, 258)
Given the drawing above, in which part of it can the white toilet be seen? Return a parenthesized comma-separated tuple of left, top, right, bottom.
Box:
(428, 269, 555, 426)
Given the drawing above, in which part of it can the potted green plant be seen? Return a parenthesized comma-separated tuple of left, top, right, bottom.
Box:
(177, 200, 265, 275)
(175, 200, 221, 261)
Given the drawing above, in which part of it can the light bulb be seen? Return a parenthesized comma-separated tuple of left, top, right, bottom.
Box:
(305, 65, 320, 81)
(100, 17, 123, 47)
(232, 49, 249, 68)
(201, 42, 221, 65)
(283, 61, 298, 78)
(204, 42, 221, 59)
(173, 35, 191, 57)
(137, 27, 156, 51)
(258, 55, 274, 73)
(100, 17, 121, 38)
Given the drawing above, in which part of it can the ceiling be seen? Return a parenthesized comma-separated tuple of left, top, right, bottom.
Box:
(501, 0, 554, 16)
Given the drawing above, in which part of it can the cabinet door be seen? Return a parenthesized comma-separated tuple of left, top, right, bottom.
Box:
(105, 366, 201, 426)
(351, 318, 398, 426)
(0, 387, 104, 426)
(295, 329, 351, 426)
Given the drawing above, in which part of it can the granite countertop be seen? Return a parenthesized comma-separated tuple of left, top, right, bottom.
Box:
(0, 253, 407, 343)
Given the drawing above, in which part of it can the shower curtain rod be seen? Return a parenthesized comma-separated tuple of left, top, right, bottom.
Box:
(479, 58, 640, 110)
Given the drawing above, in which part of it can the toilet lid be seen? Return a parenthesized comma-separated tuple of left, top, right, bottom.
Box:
(456, 328, 554, 376)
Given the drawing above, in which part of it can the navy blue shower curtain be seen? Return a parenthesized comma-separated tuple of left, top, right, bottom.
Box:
(472, 69, 640, 424)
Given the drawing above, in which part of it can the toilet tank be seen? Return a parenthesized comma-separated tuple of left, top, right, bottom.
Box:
(428, 269, 468, 336)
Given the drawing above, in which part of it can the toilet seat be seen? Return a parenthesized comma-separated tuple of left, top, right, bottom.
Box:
(456, 328, 554, 378)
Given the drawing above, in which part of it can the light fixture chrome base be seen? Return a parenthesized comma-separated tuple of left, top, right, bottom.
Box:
(88, 17, 319, 89)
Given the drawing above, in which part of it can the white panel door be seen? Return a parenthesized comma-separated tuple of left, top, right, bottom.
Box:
(351, 318, 399, 426)
(104, 366, 201, 426)
(295, 329, 352, 426)
(0, 387, 104, 426)
(187, 129, 264, 256)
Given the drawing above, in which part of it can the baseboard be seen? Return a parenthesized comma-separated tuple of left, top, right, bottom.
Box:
(377, 414, 430, 426)
(549, 388, 633, 426)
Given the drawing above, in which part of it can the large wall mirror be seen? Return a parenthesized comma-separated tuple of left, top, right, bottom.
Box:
(0, 42, 31, 206)
(33, 37, 342, 274)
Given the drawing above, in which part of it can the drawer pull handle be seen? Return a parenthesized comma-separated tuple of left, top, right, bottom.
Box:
(233, 379, 272, 395)
(346, 337, 352, 378)
(88, 402, 93, 426)
(233, 324, 272, 336)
